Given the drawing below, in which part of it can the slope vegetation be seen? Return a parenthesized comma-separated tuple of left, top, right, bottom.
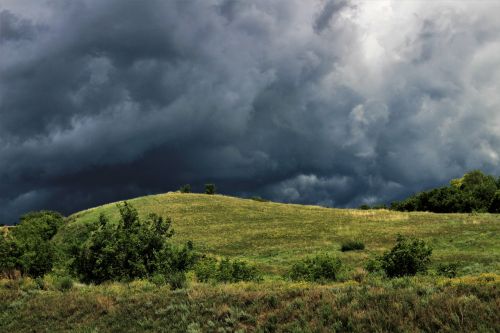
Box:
(56, 192, 500, 276)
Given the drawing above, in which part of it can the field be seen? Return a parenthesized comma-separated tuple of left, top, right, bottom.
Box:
(2, 192, 499, 332)
(57, 192, 500, 276)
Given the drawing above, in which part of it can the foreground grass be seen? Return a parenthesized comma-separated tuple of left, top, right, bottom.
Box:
(55, 192, 500, 276)
(3, 193, 499, 332)
(1, 274, 498, 333)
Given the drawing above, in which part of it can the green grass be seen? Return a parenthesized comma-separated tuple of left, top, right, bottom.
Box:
(55, 192, 500, 276)
(3, 192, 500, 332)
(1, 275, 499, 332)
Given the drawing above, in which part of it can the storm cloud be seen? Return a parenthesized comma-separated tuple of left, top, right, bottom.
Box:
(1, 0, 500, 223)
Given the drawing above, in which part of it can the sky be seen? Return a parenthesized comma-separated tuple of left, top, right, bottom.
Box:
(1, 0, 500, 224)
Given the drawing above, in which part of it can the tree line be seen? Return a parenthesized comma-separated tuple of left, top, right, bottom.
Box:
(390, 170, 500, 213)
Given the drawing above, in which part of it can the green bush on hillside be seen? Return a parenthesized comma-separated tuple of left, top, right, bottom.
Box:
(0, 231, 20, 278)
(340, 240, 365, 252)
(380, 235, 432, 277)
(194, 256, 260, 283)
(54, 275, 73, 292)
(205, 183, 216, 195)
(72, 202, 195, 284)
(1, 211, 64, 278)
(436, 263, 458, 278)
(289, 254, 342, 282)
(179, 184, 191, 193)
(250, 196, 269, 202)
(365, 257, 383, 274)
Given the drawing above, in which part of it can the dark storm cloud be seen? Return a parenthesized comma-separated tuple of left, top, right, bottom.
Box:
(1, 0, 500, 223)
(0, 10, 38, 42)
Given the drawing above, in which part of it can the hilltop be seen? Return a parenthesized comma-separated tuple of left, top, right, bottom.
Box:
(56, 192, 500, 276)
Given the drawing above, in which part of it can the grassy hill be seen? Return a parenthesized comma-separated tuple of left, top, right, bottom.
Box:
(56, 192, 500, 276)
(2, 192, 499, 332)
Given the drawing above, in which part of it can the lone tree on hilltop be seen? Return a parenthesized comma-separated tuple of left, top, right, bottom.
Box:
(179, 184, 191, 193)
(205, 183, 216, 195)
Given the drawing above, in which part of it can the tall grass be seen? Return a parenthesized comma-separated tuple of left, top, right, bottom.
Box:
(1, 275, 498, 332)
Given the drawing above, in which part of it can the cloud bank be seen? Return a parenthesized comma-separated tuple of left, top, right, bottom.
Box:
(1, 0, 500, 223)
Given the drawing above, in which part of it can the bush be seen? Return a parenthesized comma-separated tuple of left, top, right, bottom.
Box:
(380, 235, 432, 277)
(0, 231, 20, 277)
(437, 263, 458, 278)
(73, 202, 195, 284)
(194, 256, 218, 282)
(149, 273, 167, 287)
(289, 254, 342, 282)
(205, 184, 216, 195)
(167, 271, 188, 290)
(5, 211, 64, 278)
(194, 257, 260, 283)
(250, 196, 269, 202)
(54, 276, 73, 292)
(218, 258, 260, 282)
(340, 241, 365, 252)
(179, 184, 191, 193)
(34, 277, 46, 290)
(364, 257, 383, 274)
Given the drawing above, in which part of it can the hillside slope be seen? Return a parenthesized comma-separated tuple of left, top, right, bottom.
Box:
(55, 192, 500, 275)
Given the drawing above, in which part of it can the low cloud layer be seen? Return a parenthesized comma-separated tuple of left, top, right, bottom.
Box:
(1, 0, 500, 223)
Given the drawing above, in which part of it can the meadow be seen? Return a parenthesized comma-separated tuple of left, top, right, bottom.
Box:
(1, 192, 499, 332)
(57, 193, 500, 276)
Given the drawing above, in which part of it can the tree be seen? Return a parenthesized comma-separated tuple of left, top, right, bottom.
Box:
(179, 184, 191, 193)
(0, 230, 21, 278)
(10, 211, 64, 277)
(380, 235, 432, 277)
(460, 170, 498, 211)
(489, 190, 500, 213)
(73, 202, 194, 284)
(391, 171, 499, 213)
(205, 183, 216, 195)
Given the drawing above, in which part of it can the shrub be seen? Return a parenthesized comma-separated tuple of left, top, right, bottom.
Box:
(149, 273, 167, 287)
(34, 277, 46, 290)
(54, 276, 73, 292)
(6, 211, 64, 278)
(205, 183, 216, 195)
(358, 204, 370, 210)
(73, 202, 195, 284)
(250, 196, 269, 202)
(167, 271, 188, 290)
(365, 257, 383, 273)
(289, 254, 342, 282)
(179, 184, 191, 193)
(380, 235, 432, 277)
(0, 231, 20, 277)
(194, 256, 218, 282)
(340, 241, 365, 252)
(218, 258, 260, 283)
(194, 257, 260, 283)
(437, 263, 458, 278)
